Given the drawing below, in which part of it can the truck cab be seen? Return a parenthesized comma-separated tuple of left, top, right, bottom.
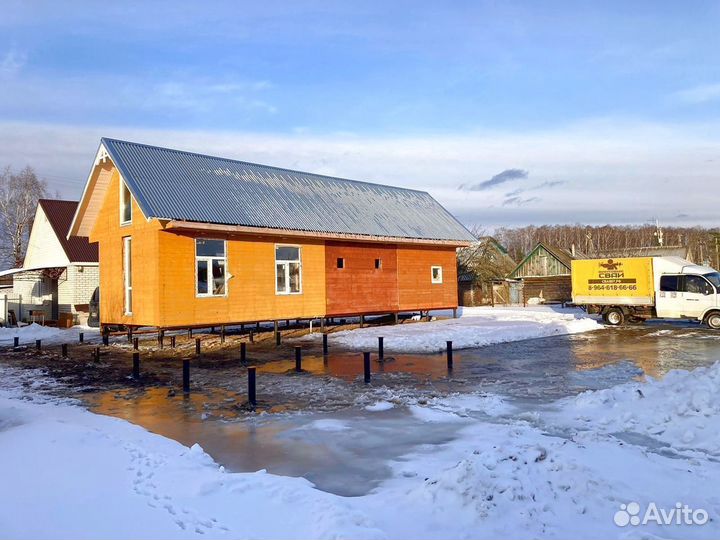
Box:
(655, 263, 720, 326)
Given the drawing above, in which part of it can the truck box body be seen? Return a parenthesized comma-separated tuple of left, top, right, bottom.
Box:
(572, 257, 655, 306)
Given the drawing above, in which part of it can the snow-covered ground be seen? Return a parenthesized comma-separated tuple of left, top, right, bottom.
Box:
(0, 323, 99, 345)
(302, 306, 602, 353)
(2, 361, 719, 539)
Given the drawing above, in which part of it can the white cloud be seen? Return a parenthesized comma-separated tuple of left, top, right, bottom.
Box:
(0, 48, 27, 77)
(0, 119, 718, 229)
(672, 83, 720, 104)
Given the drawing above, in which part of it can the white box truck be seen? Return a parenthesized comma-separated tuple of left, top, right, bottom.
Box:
(571, 256, 720, 328)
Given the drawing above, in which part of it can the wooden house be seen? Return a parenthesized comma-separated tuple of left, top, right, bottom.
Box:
(0, 199, 99, 326)
(68, 139, 474, 330)
(457, 237, 517, 306)
(508, 242, 576, 303)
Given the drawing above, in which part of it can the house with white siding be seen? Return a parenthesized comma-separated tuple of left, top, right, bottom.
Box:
(1, 200, 99, 326)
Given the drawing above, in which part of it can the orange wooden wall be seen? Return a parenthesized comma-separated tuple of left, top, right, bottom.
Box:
(156, 231, 327, 328)
(325, 241, 399, 315)
(397, 246, 458, 310)
(89, 168, 162, 327)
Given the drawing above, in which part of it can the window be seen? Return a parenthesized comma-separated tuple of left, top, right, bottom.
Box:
(120, 180, 132, 225)
(682, 275, 713, 296)
(660, 275, 680, 292)
(196, 239, 226, 296)
(431, 265, 443, 284)
(375, 258, 382, 269)
(276, 245, 302, 294)
(337, 257, 345, 269)
(123, 237, 132, 314)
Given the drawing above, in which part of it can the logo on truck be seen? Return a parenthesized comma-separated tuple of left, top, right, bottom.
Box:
(598, 259, 625, 279)
(587, 259, 637, 289)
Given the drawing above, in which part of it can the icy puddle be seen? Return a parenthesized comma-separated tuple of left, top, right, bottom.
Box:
(81, 322, 720, 496)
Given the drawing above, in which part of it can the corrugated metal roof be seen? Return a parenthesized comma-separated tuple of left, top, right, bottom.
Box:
(101, 138, 475, 243)
(37, 199, 98, 263)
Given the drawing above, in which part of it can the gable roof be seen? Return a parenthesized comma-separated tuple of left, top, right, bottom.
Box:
(37, 199, 98, 263)
(71, 138, 475, 244)
(509, 241, 576, 277)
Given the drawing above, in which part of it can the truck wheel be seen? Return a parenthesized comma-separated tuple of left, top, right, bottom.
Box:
(603, 308, 625, 326)
(706, 312, 720, 330)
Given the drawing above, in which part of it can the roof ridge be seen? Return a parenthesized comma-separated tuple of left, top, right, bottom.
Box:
(101, 137, 431, 195)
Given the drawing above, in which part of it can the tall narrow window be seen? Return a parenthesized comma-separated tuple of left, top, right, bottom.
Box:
(431, 265, 443, 284)
(276, 245, 302, 294)
(375, 258, 382, 269)
(196, 239, 226, 296)
(120, 180, 132, 225)
(123, 237, 132, 314)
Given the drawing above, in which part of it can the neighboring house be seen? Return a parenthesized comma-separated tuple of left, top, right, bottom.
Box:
(457, 237, 517, 306)
(509, 242, 577, 303)
(2, 199, 99, 326)
(68, 138, 474, 329)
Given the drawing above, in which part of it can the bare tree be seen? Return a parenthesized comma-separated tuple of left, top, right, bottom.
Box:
(0, 166, 48, 267)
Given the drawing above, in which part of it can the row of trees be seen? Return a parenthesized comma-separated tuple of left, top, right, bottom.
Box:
(494, 224, 720, 267)
(0, 166, 48, 268)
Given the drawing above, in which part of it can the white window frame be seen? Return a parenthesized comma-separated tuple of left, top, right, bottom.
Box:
(275, 244, 303, 295)
(431, 265, 443, 284)
(123, 236, 132, 315)
(195, 239, 228, 298)
(119, 179, 132, 226)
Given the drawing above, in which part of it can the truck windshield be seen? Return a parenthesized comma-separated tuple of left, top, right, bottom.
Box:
(704, 272, 720, 289)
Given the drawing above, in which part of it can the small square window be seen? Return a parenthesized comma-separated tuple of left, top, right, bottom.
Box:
(375, 259, 382, 269)
(337, 258, 345, 269)
(431, 266, 443, 284)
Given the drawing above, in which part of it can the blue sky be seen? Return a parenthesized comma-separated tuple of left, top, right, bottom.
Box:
(1, 1, 719, 227)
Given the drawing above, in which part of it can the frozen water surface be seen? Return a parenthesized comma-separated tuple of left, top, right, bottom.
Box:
(83, 321, 720, 495)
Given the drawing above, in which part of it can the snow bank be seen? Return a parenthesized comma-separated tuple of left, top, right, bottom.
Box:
(307, 307, 600, 353)
(0, 391, 383, 539)
(548, 361, 720, 455)
(2, 362, 719, 538)
(0, 323, 98, 345)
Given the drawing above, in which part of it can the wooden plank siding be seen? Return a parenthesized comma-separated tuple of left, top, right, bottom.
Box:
(90, 165, 460, 327)
(397, 246, 458, 310)
(325, 241, 399, 316)
(89, 168, 163, 327)
(522, 276, 572, 303)
(511, 245, 571, 278)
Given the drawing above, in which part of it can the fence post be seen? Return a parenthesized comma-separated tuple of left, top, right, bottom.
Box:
(35, 339, 41, 351)
(93, 347, 100, 363)
(220, 325, 226, 344)
(295, 346, 302, 372)
(378, 336, 384, 361)
(170, 335, 176, 348)
(322, 332, 328, 355)
(240, 342, 247, 364)
(132, 352, 140, 379)
(274, 321, 281, 346)
(248, 367, 256, 407)
(363, 352, 371, 383)
(13, 336, 18, 347)
(133, 337, 139, 350)
(61, 343, 67, 357)
(158, 330, 164, 349)
(249, 330, 254, 343)
(79, 332, 84, 343)
(195, 338, 201, 355)
(446, 340, 453, 370)
(102, 330, 109, 346)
